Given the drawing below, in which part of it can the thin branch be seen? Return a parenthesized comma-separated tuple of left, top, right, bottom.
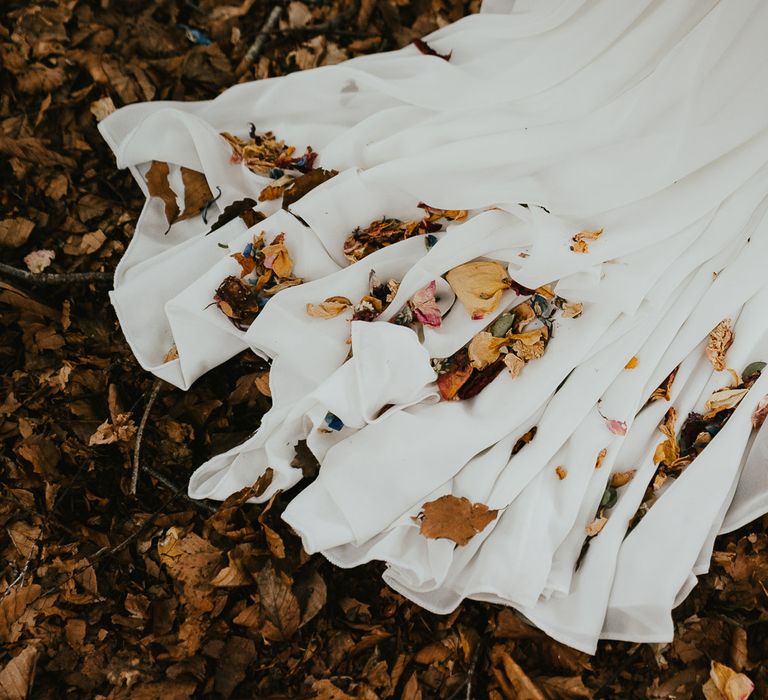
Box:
(0, 261, 113, 285)
(239, 4, 283, 71)
(142, 464, 218, 514)
(131, 378, 163, 495)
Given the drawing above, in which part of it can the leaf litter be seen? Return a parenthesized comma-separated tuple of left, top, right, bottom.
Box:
(1, 0, 766, 698)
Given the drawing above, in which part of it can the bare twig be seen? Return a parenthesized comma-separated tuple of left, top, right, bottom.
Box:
(131, 378, 163, 495)
(0, 261, 113, 285)
(239, 4, 283, 72)
(142, 464, 218, 514)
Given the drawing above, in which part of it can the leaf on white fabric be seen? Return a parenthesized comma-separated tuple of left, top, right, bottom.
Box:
(146, 161, 179, 225)
(418, 495, 497, 546)
(610, 470, 635, 488)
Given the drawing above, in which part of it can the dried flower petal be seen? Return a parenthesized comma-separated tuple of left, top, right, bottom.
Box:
(306, 296, 352, 319)
(706, 319, 734, 372)
(625, 356, 639, 369)
(752, 394, 768, 429)
(570, 228, 603, 253)
(704, 388, 749, 417)
(410, 280, 442, 327)
(595, 448, 607, 469)
(468, 331, 508, 370)
(445, 261, 512, 320)
(262, 233, 294, 278)
(585, 517, 607, 537)
(605, 419, 628, 436)
(610, 470, 636, 488)
(562, 302, 583, 318)
(703, 660, 754, 700)
(555, 466, 567, 480)
(504, 352, 525, 379)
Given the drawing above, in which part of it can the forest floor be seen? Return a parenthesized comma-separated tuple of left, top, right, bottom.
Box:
(1, 1, 768, 698)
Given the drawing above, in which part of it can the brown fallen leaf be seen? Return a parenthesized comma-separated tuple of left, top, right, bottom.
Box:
(0, 218, 35, 248)
(0, 584, 42, 644)
(706, 319, 734, 372)
(179, 167, 213, 221)
(256, 562, 301, 641)
(536, 675, 593, 699)
(0, 643, 39, 700)
(419, 495, 498, 546)
(146, 161, 179, 226)
(491, 646, 546, 700)
(283, 168, 338, 208)
(312, 679, 357, 700)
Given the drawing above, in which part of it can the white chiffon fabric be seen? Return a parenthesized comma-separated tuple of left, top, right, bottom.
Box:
(99, 0, 768, 653)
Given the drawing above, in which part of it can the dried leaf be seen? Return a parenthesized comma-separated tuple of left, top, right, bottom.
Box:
(0, 643, 39, 700)
(491, 647, 546, 700)
(536, 675, 593, 699)
(0, 218, 35, 249)
(512, 427, 537, 456)
(703, 661, 753, 700)
(707, 319, 734, 372)
(445, 261, 512, 320)
(625, 356, 639, 369)
(555, 466, 567, 480)
(256, 562, 301, 641)
(282, 168, 338, 208)
(0, 585, 41, 644)
(146, 161, 179, 226)
(207, 197, 260, 234)
(419, 495, 498, 546)
(306, 296, 352, 319)
(178, 167, 213, 221)
(412, 37, 452, 61)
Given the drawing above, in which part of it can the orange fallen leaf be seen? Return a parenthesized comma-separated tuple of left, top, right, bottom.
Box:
(419, 495, 498, 546)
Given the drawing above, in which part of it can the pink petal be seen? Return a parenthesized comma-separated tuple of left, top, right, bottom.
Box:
(411, 280, 442, 328)
(606, 419, 628, 436)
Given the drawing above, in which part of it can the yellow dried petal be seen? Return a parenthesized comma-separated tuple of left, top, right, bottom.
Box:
(625, 356, 639, 369)
(555, 466, 567, 480)
(306, 296, 353, 319)
(706, 319, 734, 372)
(504, 352, 525, 379)
(445, 261, 512, 320)
(468, 331, 508, 370)
(585, 516, 607, 537)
